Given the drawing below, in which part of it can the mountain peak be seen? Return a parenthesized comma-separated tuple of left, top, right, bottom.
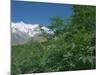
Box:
(11, 22, 54, 45)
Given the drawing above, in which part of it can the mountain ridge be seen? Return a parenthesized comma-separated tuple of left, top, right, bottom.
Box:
(11, 22, 54, 45)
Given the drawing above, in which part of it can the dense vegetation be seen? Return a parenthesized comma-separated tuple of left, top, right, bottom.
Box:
(11, 5, 96, 75)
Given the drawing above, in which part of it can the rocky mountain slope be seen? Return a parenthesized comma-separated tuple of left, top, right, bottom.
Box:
(11, 22, 54, 45)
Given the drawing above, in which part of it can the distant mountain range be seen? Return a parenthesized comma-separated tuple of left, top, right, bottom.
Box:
(11, 22, 54, 45)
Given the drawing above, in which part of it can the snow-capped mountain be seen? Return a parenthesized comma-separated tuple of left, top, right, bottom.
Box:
(11, 22, 54, 45)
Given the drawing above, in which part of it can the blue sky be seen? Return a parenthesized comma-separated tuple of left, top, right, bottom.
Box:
(11, 1, 73, 26)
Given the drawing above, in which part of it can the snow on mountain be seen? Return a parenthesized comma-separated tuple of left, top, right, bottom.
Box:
(11, 21, 54, 37)
(11, 21, 54, 45)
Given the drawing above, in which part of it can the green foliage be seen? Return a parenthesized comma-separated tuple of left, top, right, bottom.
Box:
(48, 16, 66, 35)
(11, 5, 96, 75)
(71, 5, 96, 32)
